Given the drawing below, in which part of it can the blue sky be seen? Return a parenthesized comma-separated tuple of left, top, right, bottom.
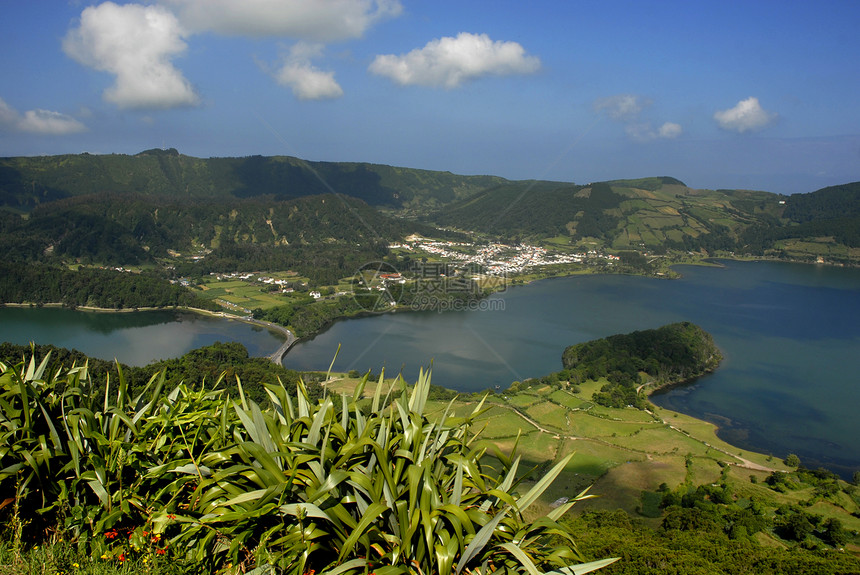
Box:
(1, 0, 859, 194)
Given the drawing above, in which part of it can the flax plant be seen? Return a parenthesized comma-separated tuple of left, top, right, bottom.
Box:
(1, 352, 615, 574)
(158, 370, 616, 574)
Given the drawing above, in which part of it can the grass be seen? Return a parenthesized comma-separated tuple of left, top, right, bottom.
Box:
(477, 405, 538, 438)
(548, 389, 588, 409)
(565, 412, 651, 438)
(0, 541, 181, 575)
(524, 401, 570, 431)
(606, 426, 709, 455)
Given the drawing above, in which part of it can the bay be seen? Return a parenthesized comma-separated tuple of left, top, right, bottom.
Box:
(0, 307, 285, 366)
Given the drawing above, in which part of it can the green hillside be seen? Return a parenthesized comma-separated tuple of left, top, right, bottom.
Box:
(2, 149, 859, 272)
(430, 175, 860, 263)
(431, 177, 784, 249)
(0, 148, 506, 211)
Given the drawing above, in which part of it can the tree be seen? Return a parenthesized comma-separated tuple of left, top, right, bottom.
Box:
(784, 453, 801, 467)
(821, 518, 848, 548)
(775, 510, 815, 541)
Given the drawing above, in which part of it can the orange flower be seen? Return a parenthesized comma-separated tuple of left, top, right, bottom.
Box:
(156, 549, 166, 556)
(118, 553, 126, 562)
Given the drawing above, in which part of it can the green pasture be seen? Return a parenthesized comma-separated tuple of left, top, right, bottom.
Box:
(549, 389, 589, 409)
(477, 405, 537, 438)
(506, 392, 543, 407)
(565, 411, 651, 438)
(525, 401, 570, 431)
(605, 425, 711, 456)
(588, 404, 659, 422)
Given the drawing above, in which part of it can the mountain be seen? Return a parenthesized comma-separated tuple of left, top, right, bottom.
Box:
(429, 176, 785, 251)
(1, 150, 858, 266)
(0, 149, 506, 211)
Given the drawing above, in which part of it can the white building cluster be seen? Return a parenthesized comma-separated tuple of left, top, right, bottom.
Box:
(394, 237, 616, 276)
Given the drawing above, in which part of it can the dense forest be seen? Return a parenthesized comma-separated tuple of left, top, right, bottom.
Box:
(560, 322, 722, 409)
(0, 262, 219, 311)
(429, 181, 625, 241)
(568, 507, 860, 574)
(0, 192, 431, 271)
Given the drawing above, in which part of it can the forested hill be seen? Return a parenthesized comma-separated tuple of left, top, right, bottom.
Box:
(0, 148, 507, 211)
(428, 177, 783, 248)
(783, 182, 860, 222)
(429, 176, 860, 261)
(560, 322, 722, 409)
(0, 193, 439, 281)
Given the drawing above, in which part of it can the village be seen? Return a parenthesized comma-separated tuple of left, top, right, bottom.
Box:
(394, 234, 620, 276)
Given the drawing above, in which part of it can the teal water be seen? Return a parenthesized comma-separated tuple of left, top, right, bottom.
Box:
(2, 260, 859, 477)
(0, 307, 285, 365)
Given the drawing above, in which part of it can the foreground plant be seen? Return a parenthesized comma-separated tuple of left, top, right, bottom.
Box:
(0, 351, 616, 574)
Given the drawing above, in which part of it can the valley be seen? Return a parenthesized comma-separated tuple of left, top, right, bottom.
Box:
(2, 151, 860, 571)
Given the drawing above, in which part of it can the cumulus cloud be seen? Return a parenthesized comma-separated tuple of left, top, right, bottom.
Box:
(161, 0, 402, 42)
(714, 97, 776, 133)
(63, 2, 198, 110)
(272, 43, 344, 100)
(369, 32, 541, 88)
(0, 97, 87, 135)
(595, 94, 681, 141)
(658, 122, 682, 139)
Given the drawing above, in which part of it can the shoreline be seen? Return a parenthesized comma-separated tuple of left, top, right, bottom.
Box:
(1, 302, 298, 365)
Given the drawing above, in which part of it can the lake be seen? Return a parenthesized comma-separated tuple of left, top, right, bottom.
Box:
(0, 307, 286, 366)
(282, 260, 860, 478)
(2, 260, 859, 478)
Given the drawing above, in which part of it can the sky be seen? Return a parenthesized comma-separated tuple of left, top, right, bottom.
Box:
(1, 0, 859, 195)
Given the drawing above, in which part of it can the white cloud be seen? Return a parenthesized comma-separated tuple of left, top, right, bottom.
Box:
(161, 0, 402, 42)
(658, 122, 682, 139)
(0, 97, 87, 135)
(273, 42, 344, 100)
(714, 97, 776, 133)
(369, 32, 541, 88)
(595, 94, 681, 141)
(63, 2, 198, 110)
(594, 94, 647, 121)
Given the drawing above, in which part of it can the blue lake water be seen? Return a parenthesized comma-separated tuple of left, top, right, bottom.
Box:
(2, 260, 859, 477)
(0, 308, 285, 366)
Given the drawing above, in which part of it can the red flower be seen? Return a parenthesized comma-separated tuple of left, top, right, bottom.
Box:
(118, 553, 126, 562)
(105, 530, 118, 539)
(156, 549, 166, 556)
(167, 514, 176, 520)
